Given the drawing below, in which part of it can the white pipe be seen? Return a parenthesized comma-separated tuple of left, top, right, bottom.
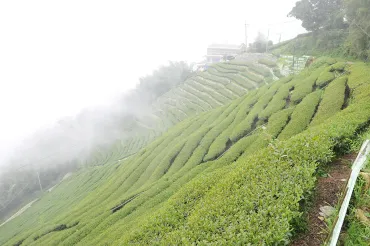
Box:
(329, 139, 370, 246)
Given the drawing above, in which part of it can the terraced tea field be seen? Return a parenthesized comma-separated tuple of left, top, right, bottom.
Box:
(2, 58, 370, 245)
(84, 57, 282, 167)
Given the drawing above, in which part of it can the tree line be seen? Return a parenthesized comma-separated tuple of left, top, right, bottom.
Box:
(289, 0, 370, 60)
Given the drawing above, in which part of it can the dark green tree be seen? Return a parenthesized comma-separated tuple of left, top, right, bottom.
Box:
(288, 0, 346, 31)
(138, 61, 193, 100)
(344, 0, 370, 59)
(249, 32, 273, 53)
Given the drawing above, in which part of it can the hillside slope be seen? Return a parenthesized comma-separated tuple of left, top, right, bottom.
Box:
(85, 55, 281, 166)
(1, 58, 370, 245)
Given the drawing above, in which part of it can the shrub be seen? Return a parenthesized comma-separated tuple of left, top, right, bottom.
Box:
(316, 70, 335, 88)
(193, 77, 236, 100)
(259, 83, 294, 119)
(182, 84, 221, 108)
(198, 72, 229, 86)
(258, 58, 277, 67)
(330, 61, 347, 72)
(217, 63, 246, 72)
(225, 82, 247, 96)
(279, 90, 322, 140)
(209, 64, 237, 74)
(311, 76, 348, 126)
(241, 69, 264, 83)
(230, 87, 277, 142)
(248, 63, 272, 77)
(310, 57, 337, 69)
(290, 74, 317, 103)
(266, 108, 295, 137)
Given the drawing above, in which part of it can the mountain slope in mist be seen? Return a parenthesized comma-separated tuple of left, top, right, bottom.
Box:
(2, 57, 370, 245)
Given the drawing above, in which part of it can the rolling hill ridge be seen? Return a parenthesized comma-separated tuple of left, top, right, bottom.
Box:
(1, 57, 370, 245)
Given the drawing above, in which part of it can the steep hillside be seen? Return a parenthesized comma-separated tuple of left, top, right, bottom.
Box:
(85, 55, 281, 166)
(1, 57, 370, 245)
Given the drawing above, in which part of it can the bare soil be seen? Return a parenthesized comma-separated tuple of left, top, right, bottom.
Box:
(291, 154, 356, 246)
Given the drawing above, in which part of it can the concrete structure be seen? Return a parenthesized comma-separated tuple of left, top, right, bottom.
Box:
(205, 44, 245, 63)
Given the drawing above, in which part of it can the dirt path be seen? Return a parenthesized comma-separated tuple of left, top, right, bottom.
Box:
(291, 154, 356, 246)
(0, 199, 38, 228)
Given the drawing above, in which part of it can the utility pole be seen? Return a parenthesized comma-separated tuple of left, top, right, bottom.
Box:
(266, 28, 270, 53)
(244, 21, 249, 52)
(36, 170, 43, 192)
(28, 158, 43, 193)
(278, 32, 282, 43)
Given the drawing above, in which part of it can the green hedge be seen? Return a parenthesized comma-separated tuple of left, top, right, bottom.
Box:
(217, 63, 246, 72)
(258, 58, 277, 67)
(209, 64, 238, 74)
(225, 82, 247, 96)
(330, 61, 347, 72)
(230, 87, 277, 142)
(311, 76, 348, 126)
(241, 69, 264, 83)
(279, 90, 322, 140)
(193, 77, 237, 100)
(266, 107, 295, 137)
(316, 69, 335, 88)
(259, 82, 294, 120)
(248, 63, 272, 77)
(121, 98, 370, 245)
(3, 61, 370, 246)
(198, 72, 229, 86)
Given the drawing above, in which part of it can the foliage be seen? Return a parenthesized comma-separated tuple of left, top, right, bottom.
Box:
(344, 0, 370, 60)
(288, 0, 346, 32)
(331, 61, 348, 71)
(316, 69, 336, 88)
(2, 61, 370, 245)
(311, 76, 348, 125)
(258, 58, 277, 67)
(248, 32, 273, 53)
(138, 61, 194, 100)
(279, 90, 322, 140)
(241, 70, 264, 83)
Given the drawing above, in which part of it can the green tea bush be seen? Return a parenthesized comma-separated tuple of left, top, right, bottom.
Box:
(123, 97, 370, 245)
(204, 90, 265, 160)
(182, 84, 220, 108)
(259, 82, 294, 119)
(266, 108, 295, 137)
(279, 90, 322, 140)
(316, 70, 335, 88)
(311, 76, 348, 126)
(330, 61, 347, 72)
(273, 67, 283, 78)
(3, 61, 370, 246)
(248, 63, 272, 77)
(210, 64, 239, 73)
(310, 57, 337, 69)
(290, 75, 317, 103)
(225, 82, 247, 96)
(198, 72, 229, 86)
(187, 79, 230, 105)
(241, 69, 264, 83)
(193, 77, 236, 100)
(230, 83, 282, 142)
(222, 74, 256, 90)
(203, 109, 240, 161)
(217, 63, 246, 72)
(258, 58, 277, 67)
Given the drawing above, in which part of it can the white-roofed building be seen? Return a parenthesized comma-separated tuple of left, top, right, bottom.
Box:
(205, 43, 245, 63)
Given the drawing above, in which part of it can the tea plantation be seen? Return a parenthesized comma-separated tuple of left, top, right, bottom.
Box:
(83, 57, 280, 167)
(1, 58, 370, 245)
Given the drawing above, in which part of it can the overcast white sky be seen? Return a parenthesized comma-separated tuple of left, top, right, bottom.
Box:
(0, 0, 305, 164)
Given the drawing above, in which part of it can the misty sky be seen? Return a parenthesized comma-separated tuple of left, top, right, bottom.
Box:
(0, 0, 305, 164)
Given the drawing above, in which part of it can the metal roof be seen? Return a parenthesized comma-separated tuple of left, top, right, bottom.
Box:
(207, 44, 242, 49)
